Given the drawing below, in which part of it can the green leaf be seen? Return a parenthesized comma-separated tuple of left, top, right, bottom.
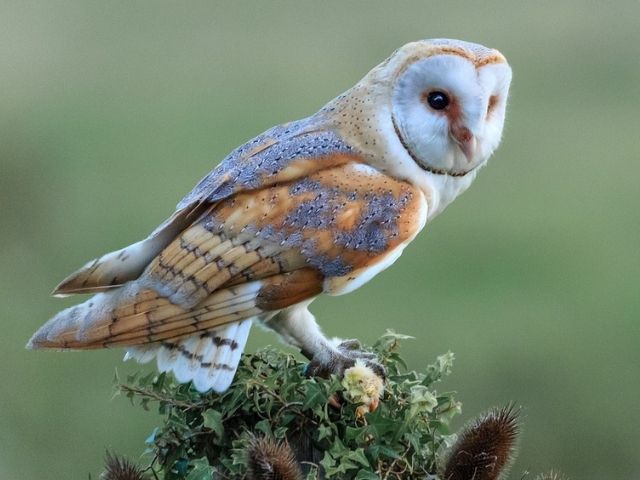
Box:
(145, 427, 159, 445)
(319, 451, 336, 473)
(366, 408, 399, 439)
(336, 456, 358, 474)
(346, 448, 370, 467)
(317, 423, 334, 441)
(254, 419, 272, 436)
(367, 444, 401, 460)
(185, 457, 214, 480)
(302, 382, 327, 410)
(202, 409, 224, 437)
(406, 431, 424, 454)
(409, 385, 438, 415)
(280, 413, 297, 427)
(153, 372, 167, 392)
(344, 426, 366, 442)
(328, 437, 349, 457)
(355, 470, 381, 480)
(274, 425, 288, 439)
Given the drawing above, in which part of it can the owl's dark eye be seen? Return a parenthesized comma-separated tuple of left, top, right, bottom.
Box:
(426, 91, 450, 110)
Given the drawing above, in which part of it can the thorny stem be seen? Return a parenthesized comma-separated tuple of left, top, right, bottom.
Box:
(141, 453, 160, 480)
(119, 383, 203, 410)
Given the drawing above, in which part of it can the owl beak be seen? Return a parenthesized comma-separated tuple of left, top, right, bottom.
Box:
(450, 124, 477, 163)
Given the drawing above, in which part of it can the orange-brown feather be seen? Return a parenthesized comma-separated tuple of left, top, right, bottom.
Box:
(32, 160, 424, 351)
(210, 161, 424, 281)
(256, 269, 323, 311)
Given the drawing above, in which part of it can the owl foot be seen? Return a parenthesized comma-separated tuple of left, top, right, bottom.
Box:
(305, 339, 385, 379)
(305, 339, 385, 414)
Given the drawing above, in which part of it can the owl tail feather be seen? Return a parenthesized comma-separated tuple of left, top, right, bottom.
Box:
(27, 282, 254, 393)
(124, 319, 253, 393)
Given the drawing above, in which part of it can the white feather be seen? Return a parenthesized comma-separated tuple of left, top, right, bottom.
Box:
(123, 345, 157, 363)
(172, 335, 200, 383)
(155, 345, 173, 373)
(214, 319, 252, 392)
(207, 322, 238, 389)
(121, 320, 255, 393)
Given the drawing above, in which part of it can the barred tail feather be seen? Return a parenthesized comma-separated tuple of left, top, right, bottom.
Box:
(26, 289, 121, 350)
(209, 319, 252, 391)
(125, 319, 253, 393)
(26, 281, 262, 350)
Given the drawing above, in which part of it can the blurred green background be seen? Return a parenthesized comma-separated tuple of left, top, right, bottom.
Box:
(1, 1, 638, 479)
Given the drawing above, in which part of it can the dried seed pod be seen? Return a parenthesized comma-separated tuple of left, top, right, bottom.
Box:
(102, 451, 146, 480)
(443, 404, 520, 480)
(246, 436, 303, 480)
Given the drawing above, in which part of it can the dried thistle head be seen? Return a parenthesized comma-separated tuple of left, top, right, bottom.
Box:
(342, 359, 385, 415)
(246, 436, 303, 480)
(102, 451, 146, 480)
(535, 471, 569, 480)
(443, 404, 520, 480)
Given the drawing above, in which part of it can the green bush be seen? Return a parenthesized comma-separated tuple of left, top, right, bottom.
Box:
(110, 332, 563, 480)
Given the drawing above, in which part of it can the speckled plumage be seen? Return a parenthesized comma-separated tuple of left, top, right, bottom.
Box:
(28, 39, 512, 393)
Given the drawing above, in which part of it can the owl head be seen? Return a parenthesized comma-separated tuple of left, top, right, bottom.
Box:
(330, 39, 512, 179)
(387, 39, 511, 176)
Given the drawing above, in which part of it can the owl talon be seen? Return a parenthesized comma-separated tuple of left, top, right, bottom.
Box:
(305, 342, 386, 381)
(337, 341, 385, 379)
(336, 340, 377, 360)
(337, 339, 362, 350)
(328, 394, 342, 409)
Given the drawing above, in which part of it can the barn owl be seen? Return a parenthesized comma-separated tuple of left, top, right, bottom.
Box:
(28, 39, 512, 393)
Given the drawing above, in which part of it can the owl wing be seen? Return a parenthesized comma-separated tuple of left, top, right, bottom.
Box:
(52, 116, 356, 296)
(30, 159, 426, 351)
(175, 116, 357, 209)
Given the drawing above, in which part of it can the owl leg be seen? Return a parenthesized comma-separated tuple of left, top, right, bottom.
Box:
(265, 302, 385, 379)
